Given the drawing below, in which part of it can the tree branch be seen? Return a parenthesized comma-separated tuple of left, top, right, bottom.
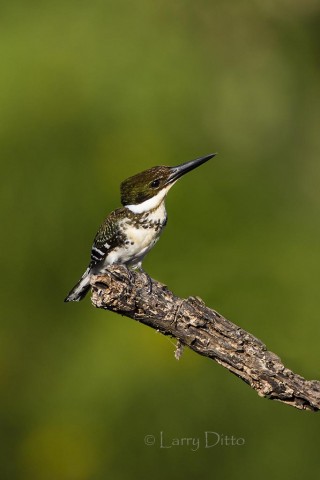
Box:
(90, 265, 320, 412)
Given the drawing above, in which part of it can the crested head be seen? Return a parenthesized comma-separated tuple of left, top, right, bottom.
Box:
(120, 153, 216, 213)
(120, 166, 172, 207)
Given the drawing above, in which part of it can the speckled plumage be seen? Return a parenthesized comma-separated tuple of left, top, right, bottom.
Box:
(65, 199, 168, 302)
(91, 204, 167, 269)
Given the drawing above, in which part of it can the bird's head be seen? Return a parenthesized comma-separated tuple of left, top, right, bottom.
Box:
(120, 153, 216, 213)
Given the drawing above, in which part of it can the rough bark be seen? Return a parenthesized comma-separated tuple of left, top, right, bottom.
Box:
(90, 265, 320, 412)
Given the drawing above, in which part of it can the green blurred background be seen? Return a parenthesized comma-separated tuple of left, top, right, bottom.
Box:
(1, 0, 320, 478)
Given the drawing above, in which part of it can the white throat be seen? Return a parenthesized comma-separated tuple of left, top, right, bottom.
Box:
(126, 184, 172, 214)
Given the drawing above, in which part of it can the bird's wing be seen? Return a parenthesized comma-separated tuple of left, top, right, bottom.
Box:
(90, 209, 125, 266)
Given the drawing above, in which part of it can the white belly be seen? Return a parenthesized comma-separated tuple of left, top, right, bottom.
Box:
(105, 204, 167, 268)
(105, 225, 161, 267)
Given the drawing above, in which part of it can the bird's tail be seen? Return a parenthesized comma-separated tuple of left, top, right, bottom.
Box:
(64, 267, 91, 302)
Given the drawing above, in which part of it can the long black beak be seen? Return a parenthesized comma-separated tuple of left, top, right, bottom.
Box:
(167, 153, 217, 185)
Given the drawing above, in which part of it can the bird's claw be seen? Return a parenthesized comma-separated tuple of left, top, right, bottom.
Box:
(137, 267, 153, 294)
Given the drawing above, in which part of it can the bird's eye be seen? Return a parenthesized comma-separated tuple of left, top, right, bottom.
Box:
(150, 179, 160, 188)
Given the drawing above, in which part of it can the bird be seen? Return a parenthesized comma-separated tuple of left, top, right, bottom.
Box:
(64, 153, 216, 302)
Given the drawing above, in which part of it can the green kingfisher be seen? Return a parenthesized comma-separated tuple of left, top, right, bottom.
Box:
(64, 153, 216, 302)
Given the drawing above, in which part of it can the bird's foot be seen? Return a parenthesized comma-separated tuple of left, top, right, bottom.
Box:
(137, 267, 153, 294)
(125, 265, 134, 284)
(96, 264, 132, 284)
